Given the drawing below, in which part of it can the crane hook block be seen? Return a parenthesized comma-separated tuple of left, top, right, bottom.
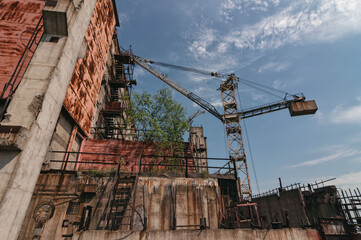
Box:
(289, 100, 318, 117)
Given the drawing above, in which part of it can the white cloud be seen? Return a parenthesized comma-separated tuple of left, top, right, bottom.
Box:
(134, 67, 146, 78)
(192, 0, 361, 60)
(238, 0, 361, 49)
(289, 149, 361, 168)
(272, 79, 282, 89)
(211, 99, 223, 108)
(333, 171, 361, 189)
(188, 28, 216, 59)
(251, 93, 265, 101)
(194, 86, 208, 94)
(330, 103, 361, 124)
(221, 0, 280, 20)
(258, 61, 290, 73)
(187, 74, 212, 83)
(312, 110, 323, 122)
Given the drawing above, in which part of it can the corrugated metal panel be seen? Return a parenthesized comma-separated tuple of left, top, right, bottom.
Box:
(63, 0, 116, 135)
(0, 0, 46, 98)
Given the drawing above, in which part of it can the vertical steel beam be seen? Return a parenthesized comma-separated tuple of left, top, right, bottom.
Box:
(220, 75, 252, 201)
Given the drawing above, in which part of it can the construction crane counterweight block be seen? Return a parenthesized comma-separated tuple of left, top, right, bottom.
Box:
(289, 100, 318, 117)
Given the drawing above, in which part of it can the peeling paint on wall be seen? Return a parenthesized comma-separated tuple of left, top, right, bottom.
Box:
(63, 0, 116, 135)
(0, 0, 46, 98)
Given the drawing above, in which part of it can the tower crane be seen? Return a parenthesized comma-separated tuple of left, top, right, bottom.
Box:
(125, 52, 318, 201)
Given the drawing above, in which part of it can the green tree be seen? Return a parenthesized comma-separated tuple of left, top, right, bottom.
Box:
(128, 88, 189, 144)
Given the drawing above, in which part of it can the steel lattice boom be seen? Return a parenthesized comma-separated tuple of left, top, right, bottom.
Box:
(132, 56, 224, 122)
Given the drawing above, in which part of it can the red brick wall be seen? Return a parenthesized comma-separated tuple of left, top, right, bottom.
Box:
(77, 139, 194, 173)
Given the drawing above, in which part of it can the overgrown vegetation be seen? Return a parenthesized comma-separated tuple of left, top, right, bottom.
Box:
(127, 88, 190, 174)
(127, 88, 189, 143)
(81, 168, 117, 177)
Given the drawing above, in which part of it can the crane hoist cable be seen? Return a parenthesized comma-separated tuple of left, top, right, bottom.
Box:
(238, 76, 287, 95)
(237, 80, 284, 100)
(148, 61, 224, 78)
(146, 58, 290, 100)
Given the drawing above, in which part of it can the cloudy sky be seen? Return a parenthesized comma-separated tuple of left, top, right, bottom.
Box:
(116, 0, 361, 193)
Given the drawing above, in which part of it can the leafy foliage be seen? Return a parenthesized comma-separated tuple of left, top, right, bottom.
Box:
(128, 88, 189, 143)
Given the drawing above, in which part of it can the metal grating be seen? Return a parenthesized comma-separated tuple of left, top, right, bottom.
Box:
(338, 188, 361, 233)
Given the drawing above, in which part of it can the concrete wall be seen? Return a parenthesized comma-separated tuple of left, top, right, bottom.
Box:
(253, 189, 310, 228)
(18, 174, 223, 239)
(0, 1, 98, 239)
(253, 186, 347, 231)
(125, 177, 220, 231)
(73, 228, 322, 240)
(18, 172, 110, 240)
(189, 127, 208, 173)
(47, 111, 74, 170)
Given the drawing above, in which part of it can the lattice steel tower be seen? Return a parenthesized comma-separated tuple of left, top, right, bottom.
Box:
(220, 75, 251, 200)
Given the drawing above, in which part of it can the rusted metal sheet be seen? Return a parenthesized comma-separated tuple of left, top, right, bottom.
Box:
(63, 0, 116, 135)
(320, 218, 347, 236)
(289, 100, 318, 116)
(104, 102, 122, 112)
(0, 0, 45, 98)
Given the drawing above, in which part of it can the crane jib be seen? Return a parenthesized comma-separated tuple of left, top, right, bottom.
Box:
(187, 92, 223, 121)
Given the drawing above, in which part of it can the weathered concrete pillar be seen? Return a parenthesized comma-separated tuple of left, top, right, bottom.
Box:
(0, 1, 97, 239)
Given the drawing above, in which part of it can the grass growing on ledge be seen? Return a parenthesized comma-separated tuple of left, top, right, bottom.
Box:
(80, 168, 117, 178)
(201, 171, 209, 178)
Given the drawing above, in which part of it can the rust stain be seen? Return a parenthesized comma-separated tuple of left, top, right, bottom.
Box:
(77, 139, 194, 173)
(0, 0, 45, 99)
(63, 0, 116, 135)
(0, 1, 45, 14)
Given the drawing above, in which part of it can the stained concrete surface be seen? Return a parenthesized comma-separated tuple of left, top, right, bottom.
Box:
(0, 1, 98, 239)
(73, 228, 322, 240)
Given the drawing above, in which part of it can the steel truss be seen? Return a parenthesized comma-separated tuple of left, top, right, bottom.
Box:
(221, 75, 251, 200)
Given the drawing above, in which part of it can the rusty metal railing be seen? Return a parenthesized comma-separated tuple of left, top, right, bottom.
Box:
(138, 154, 237, 178)
(49, 150, 237, 178)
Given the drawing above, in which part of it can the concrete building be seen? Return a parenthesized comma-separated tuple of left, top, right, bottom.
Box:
(0, 1, 360, 240)
(189, 127, 208, 173)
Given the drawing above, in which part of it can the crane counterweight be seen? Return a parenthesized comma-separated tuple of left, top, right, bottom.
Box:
(289, 100, 318, 116)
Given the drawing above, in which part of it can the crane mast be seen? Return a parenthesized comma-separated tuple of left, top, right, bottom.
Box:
(127, 52, 317, 201)
(221, 74, 251, 199)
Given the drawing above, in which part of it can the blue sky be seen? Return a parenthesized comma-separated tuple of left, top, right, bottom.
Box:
(115, 0, 361, 193)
